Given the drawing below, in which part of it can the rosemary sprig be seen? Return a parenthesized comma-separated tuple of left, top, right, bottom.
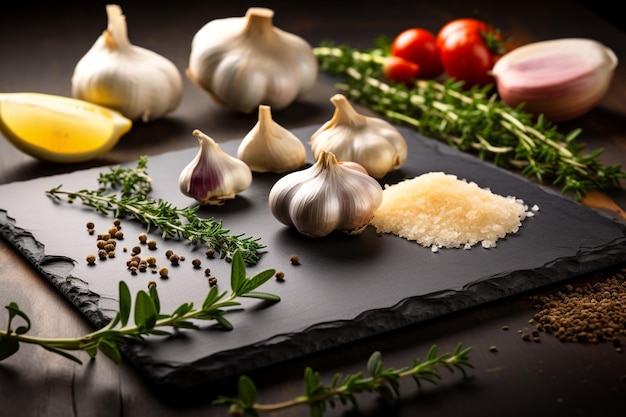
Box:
(314, 43, 626, 200)
(46, 185, 265, 265)
(97, 155, 152, 199)
(0, 250, 279, 364)
(214, 343, 473, 416)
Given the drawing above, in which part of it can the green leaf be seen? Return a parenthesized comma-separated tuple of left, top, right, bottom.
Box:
(240, 269, 275, 294)
(0, 337, 19, 361)
(40, 344, 83, 364)
(148, 282, 161, 315)
(118, 281, 131, 327)
(239, 292, 281, 302)
(212, 313, 234, 330)
(6, 302, 31, 334)
(367, 351, 382, 376)
(98, 338, 122, 363)
(202, 286, 224, 310)
(237, 375, 258, 406)
(230, 249, 246, 293)
(134, 290, 157, 331)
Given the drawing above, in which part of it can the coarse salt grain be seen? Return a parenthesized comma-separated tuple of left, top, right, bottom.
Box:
(369, 172, 533, 249)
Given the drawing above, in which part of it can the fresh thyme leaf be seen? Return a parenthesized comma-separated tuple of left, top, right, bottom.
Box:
(0, 249, 279, 364)
(314, 42, 626, 200)
(97, 155, 152, 199)
(45, 186, 265, 265)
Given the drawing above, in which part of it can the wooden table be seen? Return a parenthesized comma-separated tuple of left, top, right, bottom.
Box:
(1, 1, 625, 416)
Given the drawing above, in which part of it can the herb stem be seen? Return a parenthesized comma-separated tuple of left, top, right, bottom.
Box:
(45, 187, 265, 265)
(314, 43, 626, 199)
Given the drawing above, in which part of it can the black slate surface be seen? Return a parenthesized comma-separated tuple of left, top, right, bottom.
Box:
(1, 125, 626, 396)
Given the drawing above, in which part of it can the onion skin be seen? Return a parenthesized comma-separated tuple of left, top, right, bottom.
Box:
(491, 38, 618, 122)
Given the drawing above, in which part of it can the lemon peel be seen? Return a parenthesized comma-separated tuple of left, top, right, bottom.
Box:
(0, 92, 132, 163)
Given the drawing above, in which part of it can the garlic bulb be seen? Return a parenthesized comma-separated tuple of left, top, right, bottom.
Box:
(187, 7, 318, 113)
(179, 129, 252, 206)
(491, 38, 618, 122)
(309, 94, 408, 179)
(237, 105, 306, 173)
(72, 4, 183, 122)
(268, 151, 383, 237)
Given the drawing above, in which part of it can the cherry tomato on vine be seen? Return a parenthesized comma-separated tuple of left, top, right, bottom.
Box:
(383, 56, 420, 84)
(436, 18, 507, 88)
(390, 28, 443, 79)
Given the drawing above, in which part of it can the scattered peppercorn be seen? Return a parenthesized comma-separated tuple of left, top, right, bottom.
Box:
(192, 258, 202, 269)
(205, 248, 215, 258)
(208, 277, 217, 286)
(489, 345, 498, 352)
(145, 256, 157, 267)
(159, 267, 169, 278)
(165, 249, 174, 259)
(204, 268, 211, 277)
(147, 240, 157, 250)
(86, 221, 95, 230)
(290, 254, 300, 265)
(275, 271, 285, 282)
(131, 246, 141, 256)
(86, 254, 96, 265)
(113, 218, 121, 228)
(169, 254, 180, 266)
(108, 226, 118, 237)
(98, 249, 108, 260)
(114, 231, 124, 239)
(501, 325, 509, 331)
(138, 233, 148, 244)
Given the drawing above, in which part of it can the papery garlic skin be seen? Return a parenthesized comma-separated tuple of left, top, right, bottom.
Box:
(491, 38, 618, 122)
(268, 151, 383, 237)
(309, 94, 408, 179)
(179, 129, 252, 206)
(72, 4, 183, 122)
(187, 7, 318, 113)
(237, 105, 306, 173)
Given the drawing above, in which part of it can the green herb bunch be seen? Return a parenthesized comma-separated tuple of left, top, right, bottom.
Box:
(46, 157, 265, 265)
(214, 344, 473, 416)
(0, 250, 278, 364)
(314, 42, 626, 200)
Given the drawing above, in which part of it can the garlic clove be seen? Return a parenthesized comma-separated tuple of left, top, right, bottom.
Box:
(310, 94, 408, 179)
(491, 38, 618, 122)
(237, 105, 307, 173)
(187, 7, 318, 113)
(268, 150, 383, 237)
(72, 4, 183, 122)
(179, 129, 253, 206)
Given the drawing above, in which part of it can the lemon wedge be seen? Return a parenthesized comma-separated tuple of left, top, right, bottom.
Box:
(0, 92, 132, 163)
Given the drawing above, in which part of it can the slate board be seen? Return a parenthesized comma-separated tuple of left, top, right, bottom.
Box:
(1, 125, 626, 396)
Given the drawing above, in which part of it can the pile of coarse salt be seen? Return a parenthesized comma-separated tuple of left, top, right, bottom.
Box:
(369, 172, 538, 252)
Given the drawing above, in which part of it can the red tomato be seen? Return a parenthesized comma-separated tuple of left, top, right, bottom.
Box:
(383, 56, 420, 84)
(436, 18, 505, 88)
(390, 28, 443, 79)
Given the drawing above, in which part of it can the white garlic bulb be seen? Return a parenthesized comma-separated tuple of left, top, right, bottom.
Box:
(309, 94, 408, 179)
(268, 151, 383, 237)
(187, 7, 318, 114)
(237, 105, 306, 173)
(72, 4, 183, 122)
(179, 129, 253, 206)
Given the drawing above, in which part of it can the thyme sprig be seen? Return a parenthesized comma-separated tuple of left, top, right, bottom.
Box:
(0, 250, 279, 364)
(97, 155, 152, 199)
(46, 185, 265, 265)
(314, 43, 626, 200)
(214, 343, 473, 416)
